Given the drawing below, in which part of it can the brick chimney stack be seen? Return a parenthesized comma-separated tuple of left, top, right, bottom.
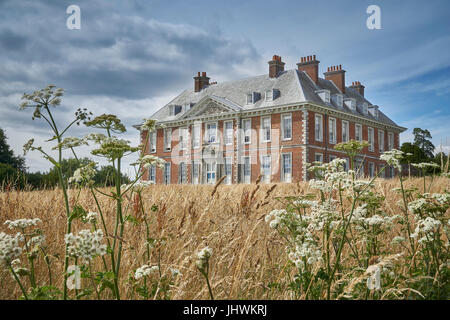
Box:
(194, 71, 210, 92)
(349, 81, 365, 97)
(297, 55, 320, 84)
(268, 55, 285, 78)
(324, 65, 346, 93)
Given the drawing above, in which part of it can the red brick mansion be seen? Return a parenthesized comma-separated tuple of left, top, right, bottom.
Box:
(137, 54, 406, 184)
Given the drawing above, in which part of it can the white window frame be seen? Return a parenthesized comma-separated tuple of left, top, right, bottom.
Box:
(342, 120, 349, 143)
(343, 158, 350, 171)
(164, 162, 171, 184)
(368, 127, 374, 152)
(164, 128, 172, 152)
(149, 165, 156, 183)
(192, 160, 201, 185)
(388, 132, 394, 151)
(206, 161, 217, 184)
(265, 90, 273, 101)
(378, 130, 384, 153)
(315, 153, 323, 163)
(261, 116, 271, 143)
(260, 154, 271, 183)
(178, 162, 187, 184)
(315, 114, 323, 142)
(329, 155, 337, 162)
(179, 127, 188, 151)
(224, 157, 232, 185)
(242, 118, 252, 144)
(369, 162, 375, 177)
(192, 124, 200, 149)
(224, 120, 234, 146)
(205, 122, 218, 144)
(281, 153, 292, 183)
(335, 94, 343, 107)
(355, 158, 365, 178)
(328, 117, 337, 144)
(389, 166, 395, 178)
(281, 113, 292, 141)
(242, 156, 251, 184)
(148, 131, 157, 153)
(362, 102, 368, 115)
(246, 93, 254, 105)
(355, 124, 362, 142)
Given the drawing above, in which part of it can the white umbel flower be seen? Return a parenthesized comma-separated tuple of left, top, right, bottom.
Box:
(4, 218, 41, 230)
(196, 246, 213, 271)
(134, 264, 159, 280)
(64, 229, 107, 261)
(0, 232, 24, 265)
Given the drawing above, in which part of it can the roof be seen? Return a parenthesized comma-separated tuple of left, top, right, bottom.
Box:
(147, 69, 404, 130)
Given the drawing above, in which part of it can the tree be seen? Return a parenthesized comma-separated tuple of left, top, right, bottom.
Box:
(95, 165, 130, 187)
(401, 142, 428, 164)
(0, 128, 25, 171)
(434, 152, 449, 173)
(413, 128, 435, 158)
(45, 157, 93, 186)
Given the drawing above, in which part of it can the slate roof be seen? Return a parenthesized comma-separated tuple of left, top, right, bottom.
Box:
(148, 69, 403, 129)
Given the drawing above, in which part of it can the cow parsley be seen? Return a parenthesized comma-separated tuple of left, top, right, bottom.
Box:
(134, 264, 159, 280)
(4, 218, 41, 230)
(0, 232, 24, 265)
(64, 229, 107, 261)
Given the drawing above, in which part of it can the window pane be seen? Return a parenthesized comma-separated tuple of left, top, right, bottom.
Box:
(193, 125, 200, 148)
(283, 115, 292, 139)
(225, 158, 232, 184)
(243, 119, 251, 143)
(282, 154, 292, 182)
(207, 123, 216, 143)
(262, 117, 271, 141)
(225, 121, 233, 144)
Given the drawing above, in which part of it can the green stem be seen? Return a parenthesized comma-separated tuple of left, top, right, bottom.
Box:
(113, 158, 124, 300)
(89, 261, 101, 300)
(204, 264, 214, 300)
(399, 174, 415, 255)
(10, 266, 28, 300)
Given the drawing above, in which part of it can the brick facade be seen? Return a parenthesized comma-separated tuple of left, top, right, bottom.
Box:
(142, 108, 401, 184)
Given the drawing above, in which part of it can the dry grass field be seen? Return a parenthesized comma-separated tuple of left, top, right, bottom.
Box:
(1, 177, 449, 300)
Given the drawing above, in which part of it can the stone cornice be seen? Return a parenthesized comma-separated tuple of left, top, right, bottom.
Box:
(147, 101, 406, 133)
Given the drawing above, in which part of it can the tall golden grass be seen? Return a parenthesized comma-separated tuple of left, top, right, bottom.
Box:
(1, 177, 449, 299)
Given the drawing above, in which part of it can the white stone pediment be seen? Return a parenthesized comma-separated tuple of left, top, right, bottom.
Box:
(180, 96, 239, 119)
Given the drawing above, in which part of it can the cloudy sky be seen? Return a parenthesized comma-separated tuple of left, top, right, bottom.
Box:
(1, 0, 449, 175)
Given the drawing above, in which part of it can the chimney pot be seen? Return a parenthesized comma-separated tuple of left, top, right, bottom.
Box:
(350, 80, 365, 97)
(325, 65, 346, 93)
(297, 53, 320, 84)
(194, 71, 210, 92)
(268, 54, 285, 78)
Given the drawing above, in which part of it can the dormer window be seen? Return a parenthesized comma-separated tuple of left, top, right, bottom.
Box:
(344, 98, 356, 111)
(332, 93, 343, 108)
(265, 89, 280, 101)
(184, 103, 193, 112)
(369, 105, 379, 119)
(362, 102, 369, 115)
(246, 92, 260, 104)
(246, 93, 253, 104)
(316, 89, 330, 104)
(169, 105, 182, 116)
